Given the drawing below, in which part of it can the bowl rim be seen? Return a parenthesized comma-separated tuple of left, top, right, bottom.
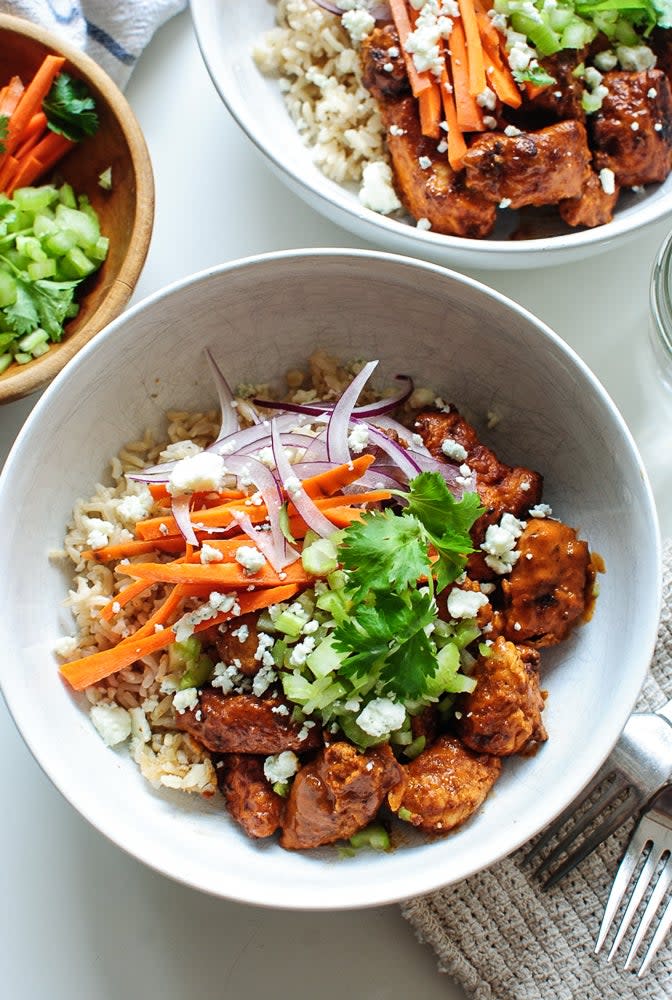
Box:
(0, 12, 155, 405)
(0, 247, 663, 908)
(190, 0, 672, 262)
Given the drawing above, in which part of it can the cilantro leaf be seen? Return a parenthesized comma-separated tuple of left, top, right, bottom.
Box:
(2, 275, 39, 335)
(0, 114, 8, 155)
(513, 65, 556, 87)
(1, 269, 78, 341)
(338, 509, 430, 600)
(43, 73, 99, 142)
(381, 628, 437, 700)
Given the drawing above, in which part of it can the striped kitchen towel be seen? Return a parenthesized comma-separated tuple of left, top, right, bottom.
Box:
(0, 0, 186, 88)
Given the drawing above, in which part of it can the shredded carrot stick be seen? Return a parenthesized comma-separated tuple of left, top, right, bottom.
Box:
(12, 113, 48, 161)
(99, 578, 155, 622)
(440, 67, 468, 171)
(27, 129, 74, 166)
(388, 0, 432, 97)
(0, 155, 18, 191)
(320, 507, 367, 528)
(60, 584, 301, 690)
(477, 17, 523, 108)
(449, 19, 485, 132)
(418, 81, 443, 140)
(146, 483, 245, 505)
(80, 537, 186, 563)
(120, 559, 313, 589)
(301, 455, 375, 499)
(0, 76, 25, 117)
(458, 0, 487, 96)
(6, 155, 46, 196)
(1, 55, 64, 161)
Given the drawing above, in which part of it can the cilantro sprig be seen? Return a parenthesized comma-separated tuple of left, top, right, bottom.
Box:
(43, 73, 99, 142)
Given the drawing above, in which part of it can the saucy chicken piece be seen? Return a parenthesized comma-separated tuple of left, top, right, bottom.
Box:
(456, 636, 547, 756)
(175, 690, 322, 754)
(360, 29, 497, 238)
(415, 407, 542, 577)
(591, 70, 672, 187)
(558, 168, 620, 228)
(216, 753, 285, 839)
(280, 742, 404, 850)
(394, 735, 501, 834)
(214, 613, 261, 676)
(462, 120, 592, 209)
(526, 50, 588, 124)
(501, 517, 595, 647)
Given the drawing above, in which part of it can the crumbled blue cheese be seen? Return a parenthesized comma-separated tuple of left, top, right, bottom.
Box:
(235, 545, 266, 574)
(231, 623, 250, 643)
(289, 635, 317, 667)
(173, 687, 199, 714)
(283, 475, 302, 497)
(83, 516, 116, 550)
(212, 661, 245, 693)
(416, 217, 432, 230)
(389, 123, 407, 137)
(441, 437, 468, 462)
(481, 512, 526, 574)
(447, 588, 489, 619)
(418, 155, 432, 169)
(594, 49, 618, 72)
(477, 87, 496, 110)
(255, 632, 275, 663)
(200, 542, 224, 564)
(499, 198, 512, 209)
(158, 439, 202, 463)
(359, 161, 402, 214)
(253, 662, 277, 697)
(528, 502, 553, 518)
(348, 423, 370, 454)
(167, 451, 226, 496)
(504, 125, 522, 137)
(356, 697, 405, 738)
(90, 703, 132, 746)
(263, 750, 299, 784)
(599, 168, 616, 195)
(53, 635, 78, 658)
(117, 488, 153, 524)
(341, 7, 375, 44)
(616, 44, 657, 72)
(174, 592, 237, 642)
(405, 0, 458, 77)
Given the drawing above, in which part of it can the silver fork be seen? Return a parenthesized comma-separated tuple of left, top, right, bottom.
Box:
(595, 783, 672, 976)
(526, 697, 672, 887)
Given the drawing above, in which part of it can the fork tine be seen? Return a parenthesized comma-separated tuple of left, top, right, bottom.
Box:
(533, 779, 627, 875)
(637, 875, 672, 977)
(606, 839, 662, 960)
(595, 822, 651, 954)
(524, 765, 613, 866)
(623, 853, 672, 971)
(541, 789, 640, 888)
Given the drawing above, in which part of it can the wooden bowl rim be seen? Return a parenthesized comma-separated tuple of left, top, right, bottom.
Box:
(0, 13, 155, 405)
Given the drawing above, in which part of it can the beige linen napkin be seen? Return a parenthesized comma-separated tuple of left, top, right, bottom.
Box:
(402, 538, 672, 999)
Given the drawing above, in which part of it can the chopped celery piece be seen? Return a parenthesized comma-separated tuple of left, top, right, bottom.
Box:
(14, 351, 32, 364)
(54, 204, 100, 249)
(32, 213, 57, 238)
(302, 536, 339, 577)
(98, 167, 112, 190)
(305, 636, 344, 678)
(273, 607, 308, 638)
(60, 246, 97, 279)
(404, 735, 426, 760)
(397, 807, 413, 823)
(561, 18, 596, 47)
(16, 235, 47, 262)
(582, 90, 605, 113)
(31, 341, 50, 358)
(12, 185, 58, 214)
(89, 235, 109, 262)
(18, 328, 48, 353)
(510, 11, 562, 55)
(0, 270, 16, 307)
(349, 824, 390, 852)
(272, 781, 289, 797)
(43, 229, 78, 257)
(58, 183, 77, 208)
(425, 641, 477, 697)
(0, 353, 12, 373)
(168, 636, 214, 690)
(27, 258, 57, 280)
(338, 713, 385, 749)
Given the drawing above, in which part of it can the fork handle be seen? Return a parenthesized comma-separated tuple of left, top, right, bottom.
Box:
(657, 697, 672, 724)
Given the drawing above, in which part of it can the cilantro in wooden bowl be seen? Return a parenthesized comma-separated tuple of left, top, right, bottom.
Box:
(0, 13, 154, 404)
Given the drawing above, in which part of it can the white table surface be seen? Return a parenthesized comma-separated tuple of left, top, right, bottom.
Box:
(2, 10, 672, 999)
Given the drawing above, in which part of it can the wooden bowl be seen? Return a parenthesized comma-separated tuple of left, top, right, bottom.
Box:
(0, 14, 154, 404)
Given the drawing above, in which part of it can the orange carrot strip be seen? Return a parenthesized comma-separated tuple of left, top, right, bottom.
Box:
(0, 155, 18, 192)
(320, 506, 367, 528)
(301, 454, 375, 499)
(147, 482, 245, 504)
(458, 0, 487, 96)
(120, 559, 313, 589)
(60, 584, 301, 690)
(80, 537, 186, 563)
(0, 76, 25, 117)
(6, 155, 47, 196)
(388, 0, 432, 97)
(1, 55, 64, 159)
(99, 578, 155, 622)
(524, 79, 552, 100)
(28, 129, 74, 166)
(418, 81, 443, 140)
(477, 20, 522, 108)
(449, 18, 485, 131)
(476, 10, 502, 51)
(440, 67, 468, 171)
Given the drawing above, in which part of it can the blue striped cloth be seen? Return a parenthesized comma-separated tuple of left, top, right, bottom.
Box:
(0, 0, 186, 88)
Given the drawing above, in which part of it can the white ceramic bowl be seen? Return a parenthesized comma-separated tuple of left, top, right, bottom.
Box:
(191, 0, 672, 270)
(0, 249, 661, 908)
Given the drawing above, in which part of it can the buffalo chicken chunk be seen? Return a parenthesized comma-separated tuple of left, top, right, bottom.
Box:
(216, 753, 285, 839)
(280, 743, 404, 850)
(558, 169, 620, 228)
(175, 690, 322, 754)
(395, 735, 501, 834)
(455, 636, 547, 756)
(213, 613, 262, 676)
(591, 70, 672, 187)
(501, 517, 595, 647)
(462, 120, 592, 209)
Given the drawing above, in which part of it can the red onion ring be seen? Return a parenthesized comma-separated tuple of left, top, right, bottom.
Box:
(327, 360, 379, 464)
(271, 420, 337, 539)
(205, 348, 240, 440)
(252, 374, 413, 419)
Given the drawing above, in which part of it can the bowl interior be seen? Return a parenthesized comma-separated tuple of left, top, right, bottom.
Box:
(191, 0, 672, 269)
(0, 15, 154, 403)
(0, 250, 661, 908)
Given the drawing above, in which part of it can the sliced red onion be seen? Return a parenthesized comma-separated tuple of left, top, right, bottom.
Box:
(206, 412, 300, 459)
(327, 360, 379, 465)
(366, 414, 432, 459)
(232, 510, 300, 570)
(364, 425, 422, 480)
(205, 348, 240, 440)
(252, 374, 413, 420)
(237, 432, 318, 458)
(220, 453, 296, 570)
(271, 420, 337, 539)
(171, 493, 199, 547)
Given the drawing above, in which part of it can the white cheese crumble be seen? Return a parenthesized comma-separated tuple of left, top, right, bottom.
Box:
(499, 198, 512, 209)
(476, 87, 496, 110)
(90, 703, 132, 746)
(174, 592, 237, 642)
(356, 698, 406, 738)
(231, 623, 250, 643)
(158, 439, 202, 463)
(289, 636, 316, 667)
(53, 635, 78, 658)
(348, 423, 370, 454)
(418, 155, 433, 170)
(200, 542, 224, 564)
(235, 545, 267, 574)
(341, 7, 375, 44)
(616, 44, 657, 72)
(167, 451, 226, 496)
(481, 512, 526, 574)
(441, 437, 468, 461)
(447, 588, 490, 619)
(263, 750, 299, 784)
(389, 123, 407, 136)
(594, 49, 618, 72)
(528, 502, 553, 518)
(599, 167, 616, 195)
(173, 687, 199, 714)
(116, 488, 153, 524)
(416, 217, 432, 230)
(504, 125, 522, 137)
(358, 160, 402, 214)
(82, 516, 115, 550)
